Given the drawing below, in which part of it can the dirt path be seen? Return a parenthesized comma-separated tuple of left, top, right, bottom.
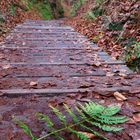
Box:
(0, 20, 140, 140)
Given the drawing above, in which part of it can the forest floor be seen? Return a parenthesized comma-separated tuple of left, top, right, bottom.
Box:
(64, 0, 140, 72)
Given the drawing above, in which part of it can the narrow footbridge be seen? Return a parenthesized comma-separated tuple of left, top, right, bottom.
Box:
(0, 20, 140, 97)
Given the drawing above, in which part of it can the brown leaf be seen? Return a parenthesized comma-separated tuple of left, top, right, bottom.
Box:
(114, 92, 127, 101)
(2, 64, 11, 69)
(106, 72, 115, 77)
(71, 131, 95, 140)
(0, 91, 4, 96)
(119, 73, 127, 77)
(78, 131, 95, 139)
(30, 81, 38, 86)
(92, 61, 101, 67)
(137, 101, 140, 106)
(133, 113, 140, 123)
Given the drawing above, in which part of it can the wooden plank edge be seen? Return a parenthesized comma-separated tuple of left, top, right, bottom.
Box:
(0, 88, 90, 97)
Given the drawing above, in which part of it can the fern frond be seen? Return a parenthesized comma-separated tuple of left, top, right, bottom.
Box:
(64, 104, 80, 123)
(16, 120, 37, 140)
(79, 102, 128, 125)
(80, 124, 108, 140)
(17, 101, 128, 140)
(36, 113, 64, 140)
(36, 113, 54, 128)
(102, 106, 120, 116)
(87, 121, 123, 132)
(49, 105, 67, 126)
(96, 115, 128, 124)
(78, 102, 105, 114)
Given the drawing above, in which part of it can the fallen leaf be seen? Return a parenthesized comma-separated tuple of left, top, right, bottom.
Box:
(106, 72, 115, 77)
(71, 131, 95, 140)
(133, 113, 140, 123)
(92, 61, 101, 67)
(2, 64, 11, 69)
(30, 81, 38, 86)
(0, 92, 4, 96)
(119, 73, 127, 77)
(0, 54, 4, 59)
(137, 101, 140, 106)
(78, 131, 95, 139)
(114, 92, 127, 101)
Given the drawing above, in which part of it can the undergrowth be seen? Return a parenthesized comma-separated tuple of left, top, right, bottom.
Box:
(35, 2, 53, 20)
(70, 0, 86, 17)
(124, 41, 140, 72)
(22, 0, 53, 19)
(15, 102, 128, 140)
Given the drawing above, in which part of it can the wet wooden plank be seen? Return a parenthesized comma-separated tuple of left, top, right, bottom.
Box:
(6, 38, 87, 41)
(0, 47, 96, 50)
(0, 62, 125, 66)
(0, 88, 90, 97)
(13, 73, 107, 78)
(16, 25, 73, 30)
(0, 62, 87, 66)
(1, 85, 138, 97)
(11, 31, 80, 34)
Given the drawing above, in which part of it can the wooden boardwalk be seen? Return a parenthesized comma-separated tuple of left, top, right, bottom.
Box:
(0, 20, 140, 97)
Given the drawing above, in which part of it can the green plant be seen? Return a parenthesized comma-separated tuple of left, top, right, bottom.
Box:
(35, 2, 53, 20)
(124, 41, 140, 63)
(70, 0, 86, 17)
(86, 7, 103, 20)
(108, 21, 125, 31)
(16, 102, 128, 140)
(96, 0, 104, 6)
(10, 4, 16, 16)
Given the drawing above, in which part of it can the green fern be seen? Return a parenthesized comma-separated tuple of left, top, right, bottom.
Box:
(15, 120, 37, 140)
(16, 102, 128, 140)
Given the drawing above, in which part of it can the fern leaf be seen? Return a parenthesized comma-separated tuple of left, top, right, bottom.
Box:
(76, 107, 108, 139)
(102, 106, 120, 116)
(96, 115, 128, 124)
(64, 104, 80, 123)
(78, 102, 128, 125)
(53, 135, 65, 140)
(78, 102, 105, 115)
(87, 121, 123, 132)
(36, 113, 54, 128)
(16, 120, 37, 140)
(49, 105, 67, 126)
(36, 113, 64, 140)
(16, 101, 128, 140)
(68, 128, 90, 140)
(80, 124, 108, 140)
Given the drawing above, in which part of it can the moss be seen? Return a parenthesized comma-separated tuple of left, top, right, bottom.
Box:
(35, 3, 53, 20)
(21, 0, 54, 20)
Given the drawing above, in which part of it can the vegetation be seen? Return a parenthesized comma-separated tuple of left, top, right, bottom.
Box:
(21, 0, 54, 19)
(70, 0, 86, 17)
(82, 0, 140, 71)
(124, 42, 140, 71)
(16, 102, 128, 140)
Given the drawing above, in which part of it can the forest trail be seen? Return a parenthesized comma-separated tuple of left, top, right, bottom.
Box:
(0, 20, 140, 140)
(0, 19, 140, 97)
